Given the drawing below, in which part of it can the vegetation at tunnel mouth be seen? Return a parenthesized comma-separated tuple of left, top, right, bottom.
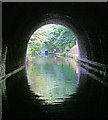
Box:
(27, 24, 78, 59)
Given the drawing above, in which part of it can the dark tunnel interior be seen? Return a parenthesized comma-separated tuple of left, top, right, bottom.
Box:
(1, 2, 108, 119)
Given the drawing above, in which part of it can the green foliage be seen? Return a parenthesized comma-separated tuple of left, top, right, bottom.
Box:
(27, 24, 76, 57)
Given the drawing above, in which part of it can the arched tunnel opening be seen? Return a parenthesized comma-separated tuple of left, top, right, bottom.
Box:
(1, 2, 108, 119)
(26, 23, 79, 105)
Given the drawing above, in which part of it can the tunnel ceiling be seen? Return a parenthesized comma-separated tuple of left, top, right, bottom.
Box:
(2, 3, 108, 74)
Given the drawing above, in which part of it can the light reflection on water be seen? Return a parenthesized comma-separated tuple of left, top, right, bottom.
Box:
(27, 55, 79, 105)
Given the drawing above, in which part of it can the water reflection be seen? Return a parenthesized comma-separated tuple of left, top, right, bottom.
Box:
(27, 55, 79, 105)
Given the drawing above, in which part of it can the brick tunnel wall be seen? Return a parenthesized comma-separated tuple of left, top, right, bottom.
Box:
(71, 41, 79, 58)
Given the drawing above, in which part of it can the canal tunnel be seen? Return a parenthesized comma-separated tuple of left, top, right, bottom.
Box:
(2, 2, 108, 119)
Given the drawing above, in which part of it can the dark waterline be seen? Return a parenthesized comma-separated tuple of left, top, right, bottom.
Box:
(27, 55, 79, 105)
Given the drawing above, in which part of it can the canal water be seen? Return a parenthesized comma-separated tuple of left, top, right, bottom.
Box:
(27, 55, 79, 105)
(3, 55, 108, 119)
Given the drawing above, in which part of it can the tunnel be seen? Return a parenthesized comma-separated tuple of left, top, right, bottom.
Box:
(1, 2, 108, 119)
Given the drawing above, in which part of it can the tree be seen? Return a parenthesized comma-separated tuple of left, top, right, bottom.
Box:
(27, 24, 76, 56)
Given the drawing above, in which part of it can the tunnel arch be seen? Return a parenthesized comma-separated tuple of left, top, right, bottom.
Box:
(3, 3, 107, 76)
(24, 12, 91, 66)
(3, 3, 106, 74)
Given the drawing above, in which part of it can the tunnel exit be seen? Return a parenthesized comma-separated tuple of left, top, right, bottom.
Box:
(26, 24, 79, 105)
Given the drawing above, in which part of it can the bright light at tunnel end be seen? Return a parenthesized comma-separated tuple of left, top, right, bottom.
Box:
(26, 24, 80, 105)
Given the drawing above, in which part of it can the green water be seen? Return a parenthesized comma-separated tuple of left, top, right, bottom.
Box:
(27, 55, 79, 105)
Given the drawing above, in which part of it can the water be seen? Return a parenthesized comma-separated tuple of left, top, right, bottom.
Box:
(3, 55, 108, 119)
(27, 55, 79, 105)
